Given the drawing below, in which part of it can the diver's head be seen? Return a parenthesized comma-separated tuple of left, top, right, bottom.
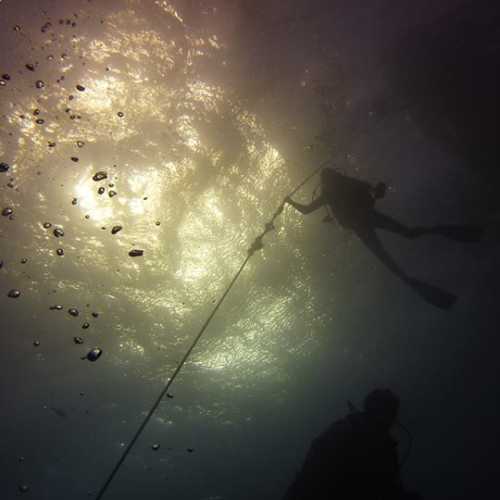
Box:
(364, 388, 400, 430)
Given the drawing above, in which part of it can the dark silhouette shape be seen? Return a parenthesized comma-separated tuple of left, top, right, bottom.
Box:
(285, 168, 483, 309)
(282, 389, 422, 500)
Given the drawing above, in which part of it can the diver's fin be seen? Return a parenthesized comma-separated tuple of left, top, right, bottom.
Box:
(431, 225, 484, 243)
(406, 278, 457, 309)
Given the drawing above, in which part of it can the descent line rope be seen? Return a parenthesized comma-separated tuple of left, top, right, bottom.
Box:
(95, 159, 328, 499)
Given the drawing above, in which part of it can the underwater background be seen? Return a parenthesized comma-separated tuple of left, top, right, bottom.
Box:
(1, 1, 499, 499)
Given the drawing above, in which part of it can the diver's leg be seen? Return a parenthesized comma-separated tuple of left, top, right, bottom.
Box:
(368, 210, 416, 238)
(355, 225, 457, 309)
(355, 225, 410, 280)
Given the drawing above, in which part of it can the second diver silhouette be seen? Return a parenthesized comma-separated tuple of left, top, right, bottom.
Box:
(285, 168, 483, 309)
(282, 388, 422, 500)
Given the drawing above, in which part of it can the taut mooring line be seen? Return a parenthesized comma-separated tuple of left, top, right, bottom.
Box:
(95, 159, 328, 499)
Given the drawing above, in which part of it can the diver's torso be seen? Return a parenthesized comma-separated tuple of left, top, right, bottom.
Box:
(323, 172, 375, 228)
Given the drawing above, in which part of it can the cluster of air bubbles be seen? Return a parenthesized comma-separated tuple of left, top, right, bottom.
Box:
(0, 7, 159, 378)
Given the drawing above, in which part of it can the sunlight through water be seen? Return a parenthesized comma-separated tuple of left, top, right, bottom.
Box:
(0, 0, 324, 406)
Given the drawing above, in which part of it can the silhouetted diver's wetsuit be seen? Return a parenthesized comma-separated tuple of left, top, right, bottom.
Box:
(284, 413, 397, 499)
(285, 168, 483, 309)
(282, 389, 422, 500)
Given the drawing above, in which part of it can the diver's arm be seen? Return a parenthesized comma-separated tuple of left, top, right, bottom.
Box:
(285, 194, 326, 214)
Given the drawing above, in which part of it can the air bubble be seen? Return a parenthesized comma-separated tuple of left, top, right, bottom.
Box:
(83, 348, 102, 362)
(92, 171, 107, 181)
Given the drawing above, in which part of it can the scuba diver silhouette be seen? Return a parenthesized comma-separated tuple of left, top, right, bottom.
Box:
(285, 168, 483, 309)
(282, 388, 422, 500)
